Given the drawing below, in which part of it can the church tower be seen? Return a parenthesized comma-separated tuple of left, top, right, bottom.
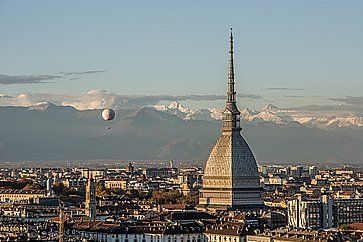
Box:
(198, 29, 263, 212)
(85, 175, 96, 220)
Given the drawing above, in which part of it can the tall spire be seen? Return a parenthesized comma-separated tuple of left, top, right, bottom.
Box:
(222, 28, 241, 133)
(227, 28, 236, 104)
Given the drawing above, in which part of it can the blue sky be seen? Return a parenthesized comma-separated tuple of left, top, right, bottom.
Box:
(1, 0, 363, 108)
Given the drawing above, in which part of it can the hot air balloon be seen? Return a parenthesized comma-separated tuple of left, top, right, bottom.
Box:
(102, 109, 115, 121)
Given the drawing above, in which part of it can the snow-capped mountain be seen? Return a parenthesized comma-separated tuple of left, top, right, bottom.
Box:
(28, 102, 55, 111)
(154, 101, 193, 118)
(153, 102, 363, 129)
(154, 101, 221, 121)
(303, 116, 363, 129)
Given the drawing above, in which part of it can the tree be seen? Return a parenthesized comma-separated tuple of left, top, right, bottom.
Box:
(111, 188, 125, 196)
(150, 189, 183, 204)
(96, 183, 110, 197)
(181, 191, 199, 206)
(52, 182, 65, 195)
(127, 189, 140, 199)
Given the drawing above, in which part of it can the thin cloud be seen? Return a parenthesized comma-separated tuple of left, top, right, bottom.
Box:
(0, 90, 262, 110)
(238, 94, 261, 99)
(124, 94, 260, 104)
(164, 10, 184, 18)
(264, 87, 305, 91)
(133, 94, 261, 102)
(0, 74, 62, 85)
(61, 70, 106, 75)
(292, 104, 363, 113)
(285, 95, 318, 98)
(174, 95, 225, 101)
(329, 96, 363, 105)
(69, 77, 80, 81)
(0, 70, 106, 85)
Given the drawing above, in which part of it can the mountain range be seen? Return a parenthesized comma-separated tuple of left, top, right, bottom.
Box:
(154, 102, 363, 129)
(0, 101, 362, 163)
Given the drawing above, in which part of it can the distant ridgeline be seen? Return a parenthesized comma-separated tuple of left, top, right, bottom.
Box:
(0, 103, 363, 163)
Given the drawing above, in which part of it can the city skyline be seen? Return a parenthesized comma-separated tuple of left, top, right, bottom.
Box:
(0, 2, 363, 239)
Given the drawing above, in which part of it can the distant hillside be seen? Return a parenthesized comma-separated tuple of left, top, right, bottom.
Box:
(0, 103, 362, 163)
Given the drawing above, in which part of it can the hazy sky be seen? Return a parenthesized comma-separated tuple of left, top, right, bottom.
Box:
(1, 0, 363, 108)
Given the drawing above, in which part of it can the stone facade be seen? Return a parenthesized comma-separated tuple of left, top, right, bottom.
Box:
(85, 176, 96, 220)
(199, 132, 263, 211)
